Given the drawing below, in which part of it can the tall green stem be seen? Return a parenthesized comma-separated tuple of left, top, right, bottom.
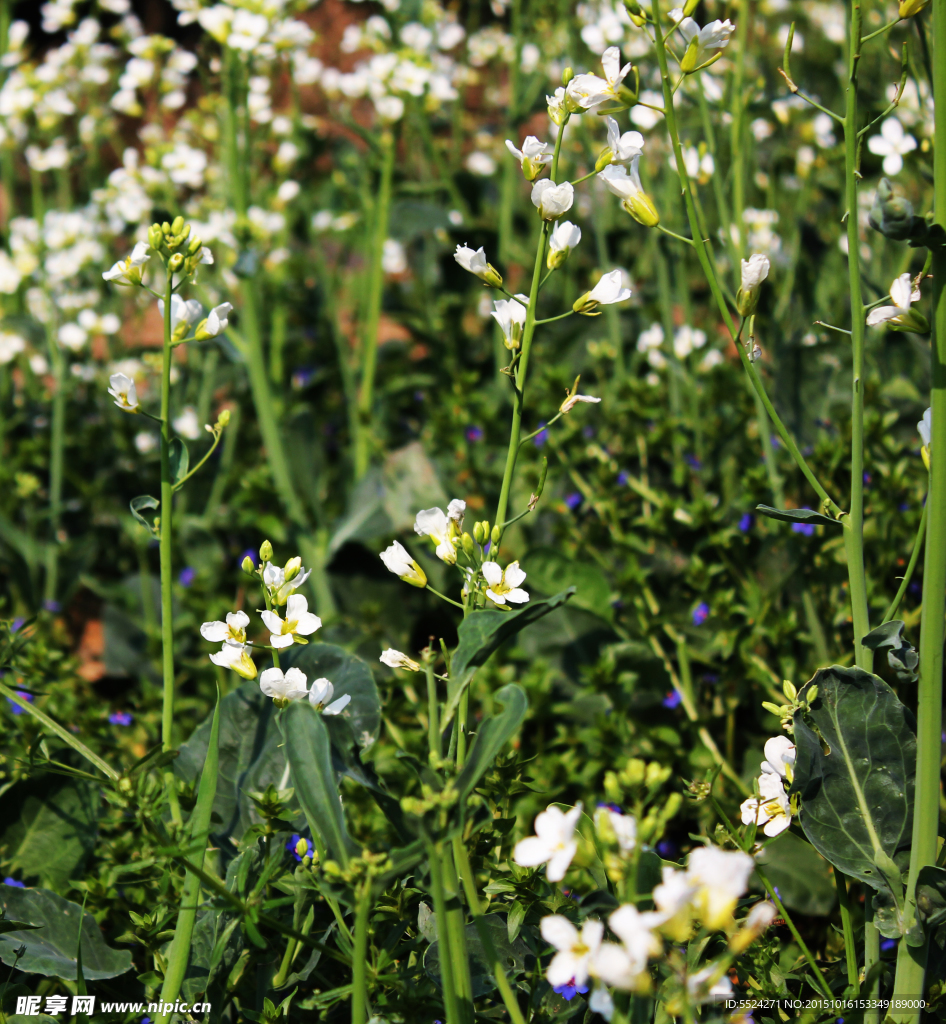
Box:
(443, 845, 473, 1024)
(835, 869, 860, 994)
(159, 271, 182, 827)
(892, 0, 946, 1010)
(43, 332, 65, 610)
(427, 841, 461, 1024)
(354, 130, 395, 480)
(842, 0, 872, 673)
(494, 224, 548, 531)
(350, 881, 372, 1024)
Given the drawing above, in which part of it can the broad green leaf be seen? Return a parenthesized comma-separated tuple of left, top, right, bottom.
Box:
(755, 505, 841, 527)
(381, 442, 448, 533)
(169, 437, 189, 485)
(279, 701, 357, 866)
(792, 666, 915, 895)
(916, 865, 946, 931)
(445, 589, 574, 723)
(455, 684, 527, 801)
(129, 495, 159, 530)
(0, 778, 100, 891)
(175, 682, 292, 844)
(524, 547, 613, 622)
(0, 887, 132, 979)
(862, 620, 918, 683)
(280, 643, 381, 748)
(753, 832, 836, 916)
(424, 913, 529, 997)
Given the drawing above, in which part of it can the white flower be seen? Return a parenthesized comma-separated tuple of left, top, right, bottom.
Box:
(605, 117, 644, 166)
(0, 331, 26, 364)
(380, 539, 428, 587)
(262, 559, 312, 605)
(108, 372, 139, 412)
(380, 648, 420, 672)
(211, 641, 257, 679)
(736, 254, 771, 316)
(78, 309, 121, 335)
(561, 392, 602, 413)
(637, 323, 664, 352)
(482, 560, 530, 605)
(514, 803, 582, 880)
(491, 298, 527, 350)
(678, 18, 734, 71)
(549, 220, 581, 256)
(740, 772, 793, 837)
(453, 244, 502, 287)
(201, 610, 249, 647)
(259, 666, 309, 703)
(382, 238, 407, 274)
(414, 505, 462, 564)
(447, 498, 466, 523)
(161, 144, 207, 189)
(504, 135, 553, 179)
(919, 407, 931, 448)
(195, 302, 234, 340)
(603, 808, 636, 852)
(466, 151, 496, 176)
(102, 241, 151, 284)
(760, 735, 796, 782)
(653, 866, 697, 918)
(599, 162, 658, 226)
(607, 904, 664, 971)
(172, 406, 200, 440)
(687, 964, 733, 1003)
(686, 846, 755, 930)
(867, 117, 917, 176)
(574, 269, 632, 315)
(673, 325, 707, 359)
(567, 46, 632, 110)
(531, 179, 574, 220)
(541, 916, 603, 989)
(0, 252, 22, 293)
(308, 676, 352, 715)
(261, 593, 322, 649)
(58, 322, 88, 351)
(867, 273, 923, 327)
(547, 86, 568, 125)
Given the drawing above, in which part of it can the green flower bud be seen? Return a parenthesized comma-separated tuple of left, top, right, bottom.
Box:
(782, 679, 797, 701)
(284, 555, 302, 581)
(260, 539, 274, 562)
(562, 66, 574, 85)
(490, 524, 501, 545)
(216, 408, 231, 428)
(241, 554, 256, 575)
(595, 148, 613, 173)
(149, 223, 163, 249)
(167, 252, 184, 272)
(806, 685, 819, 704)
(188, 236, 203, 255)
(761, 701, 784, 717)
(171, 215, 185, 236)
(899, 0, 930, 15)
(162, 221, 172, 235)
(868, 178, 920, 241)
(461, 532, 474, 555)
(682, 0, 700, 14)
(623, 193, 660, 227)
(680, 36, 701, 73)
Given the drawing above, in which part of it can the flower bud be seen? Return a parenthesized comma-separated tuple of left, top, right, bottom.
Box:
(295, 837, 309, 858)
(168, 252, 184, 272)
(761, 701, 784, 717)
(562, 66, 574, 85)
(188, 236, 203, 255)
(149, 224, 163, 249)
(473, 522, 485, 544)
(806, 685, 818, 704)
(241, 554, 257, 575)
(782, 680, 796, 701)
(171, 215, 185, 236)
(284, 556, 302, 581)
(595, 148, 613, 173)
(216, 408, 231, 428)
(682, 0, 700, 14)
(461, 532, 474, 555)
(899, 0, 931, 15)
(260, 539, 273, 562)
(622, 193, 660, 227)
(680, 36, 701, 73)
(490, 524, 501, 545)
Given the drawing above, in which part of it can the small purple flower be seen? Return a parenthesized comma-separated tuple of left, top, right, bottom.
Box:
(534, 422, 548, 447)
(178, 566, 196, 587)
(565, 492, 583, 510)
(553, 979, 589, 1001)
(286, 834, 314, 862)
(7, 691, 33, 715)
(662, 690, 682, 709)
(685, 454, 701, 470)
(3, 877, 25, 887)
(656, 839, 678, 858)
(738, 512, 753, 532)
(909, 581, 922, 596)
(863, 472, 872, 485)
(899, 502, 910, 512)
(582, 425, 594, 439)
(466, 425, 483, 442)
(597, 802, 623, 813)
(43, 600, 61, 612)
(880, 938, 896, 951)
(692, 602, 710, 626)
(617, 470, 629, 486)
(791, 522, 815, 536)
(109, 711, 133, 726)
(291, 367, 317, 390)
(771, 436, 781, 449)
(10, 618, 24, 633)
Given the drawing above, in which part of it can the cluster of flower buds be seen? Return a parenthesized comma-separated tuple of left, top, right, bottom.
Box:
(241, 540, 312, 606)
(469, 519, 501, 549)
(322, 849, 391, 887)
(147, 215, 213, 279)
(761, 678, 818, 733)
(400, 782, 459, 822)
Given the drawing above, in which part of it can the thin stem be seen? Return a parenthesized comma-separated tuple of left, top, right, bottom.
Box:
(442, 845, 473, 1024)
(835, 869, 861, 995)
(43, 331, 65, 610)
(425, 585, 464, 610)
(452, 837, 527, 1024)
(534, 311, 574, 325)
(159, 270, 182, 827)
(350, 882, 372, 1024)
(656, 224, 696, 247)
(427, 841, 461, 1024)
(494, 224, 548, 530)
(842, 0, 872, 672)
(881, 499, 927, 624)
(426, 655, 440, 760)
(354, 129, 395, 480)
(893, 0, 946, 1007)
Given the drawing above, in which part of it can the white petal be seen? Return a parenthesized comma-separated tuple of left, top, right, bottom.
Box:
(513, 836, 553, 867)
(503, 561, 526, 587)
(259, 667, 285, 696)
(295, 611, 323, 635)
(540, 914, 579, 952)
(323, 693, 352, 715)
(270, 633, 295, 648)
(481, 561, 503, 587)
(260, 609, 283, 633)
(414, 506, 448, 540)
(547, 949, 583, 988)
(226, 610, 250, 630)
(545, 842, 577, 881)
(485, 588, 507, 605)
(889, 273, 914, 310)
(200, 620, 229, 642)
(504, 588, 530, 604)
(285, 593, 308, 619)
(866, 305, 899, 326)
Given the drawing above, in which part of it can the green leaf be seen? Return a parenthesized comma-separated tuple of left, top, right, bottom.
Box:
(791, 666, 915, 895)
(425, 913, 529, 998)
(454, 684, 527, 802)
(129, 495, 159, 530)
(524, 547, 613, 622)
(753, 832, 836, 916)
(755, 505, 841, 527)
(862, 620, 918, 683)
(280, 643, 381, 749)
(506, 900, 526, 943)
(0, 887, 132, 979)
(445, 589, 574, 723)
(279, 701, 357, 866)
(169, 438, 189, 485)
(0, 778, 100, 891)
(916, 865, 946, 931)
(0, 919, 41, 934)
